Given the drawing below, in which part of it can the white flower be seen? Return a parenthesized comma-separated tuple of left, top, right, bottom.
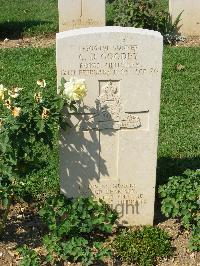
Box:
(8, 87, 23, 98)
(63, 78, 87, 101)
(37, 79, 46, 88)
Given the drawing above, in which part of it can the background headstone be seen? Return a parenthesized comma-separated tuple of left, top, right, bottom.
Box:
(57, 27, 163, 225)
(169, 0, 200, 36)
(58, 0, 106, 32)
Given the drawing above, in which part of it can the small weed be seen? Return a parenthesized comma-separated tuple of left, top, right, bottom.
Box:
(113, 226, 172, 266)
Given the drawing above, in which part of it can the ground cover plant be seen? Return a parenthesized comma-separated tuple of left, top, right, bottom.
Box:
(18, 196, 118, 265)
(158, 47, 200, 184)
(159, 169, 200, 251)
(113, 226, 172, 265)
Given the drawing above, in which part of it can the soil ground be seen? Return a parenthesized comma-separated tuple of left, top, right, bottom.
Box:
(0, 35, 200, 49)
(0, 35, 56, 49)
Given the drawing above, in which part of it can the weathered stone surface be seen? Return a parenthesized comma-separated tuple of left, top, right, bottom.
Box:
(58, 0, 105, 32)
(169, 0, 200, 36)
(56, 27, 163, 225)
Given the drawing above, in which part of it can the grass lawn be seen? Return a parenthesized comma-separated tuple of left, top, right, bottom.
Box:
(0, 47, 199, 193)
(158, 47, 200, 184)
(0, 0, 58, 39)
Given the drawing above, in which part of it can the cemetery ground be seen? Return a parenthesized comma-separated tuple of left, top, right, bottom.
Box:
(0, 0, 200, 50)
(0, 35, 200, 49)
(0, 45, 199, 265)
(0, 0, 200, 265)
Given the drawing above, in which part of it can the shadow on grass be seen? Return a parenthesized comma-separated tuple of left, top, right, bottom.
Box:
(154, 156, 200, 224)
(157, 156, 200, 185)
(0, 20, 52, 39)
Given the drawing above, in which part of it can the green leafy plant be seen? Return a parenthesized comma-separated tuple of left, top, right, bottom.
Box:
(108, 0, 183, 44)
(18, 196, 118, 266)
(0, 81, 63, 233)
(18, 245, 41, 266)
(39, 195, 118, 265)
(189, 225, 200, 252)
(113, 226, 172, 266)
(159, 169, 200, 251)
(111, 0, 164, 28)
(162, 12, 184, 44)
(0, 77, 87, 234)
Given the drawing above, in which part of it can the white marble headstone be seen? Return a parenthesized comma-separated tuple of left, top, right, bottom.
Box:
(169, 0, 200, 36)
(58, 0, 106, 32)
(57, 27, 163, 225)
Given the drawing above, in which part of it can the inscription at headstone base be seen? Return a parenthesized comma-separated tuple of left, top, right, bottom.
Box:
(169, 0, 200, 36)
(58, 0, 105, 32)
(56, 27, 163, 225)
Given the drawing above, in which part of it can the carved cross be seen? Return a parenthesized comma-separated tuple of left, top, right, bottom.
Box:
(75, 80, 142, 180)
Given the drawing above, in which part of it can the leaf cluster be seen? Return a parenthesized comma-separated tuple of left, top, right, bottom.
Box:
(0, 83, 66, 207)
(113, 226, 172, 266)
(39, 195, 118, 265)
(19, 195, 118, 266)
(107, 0, 182, 44)
(159, 169, 200, 251)
(18, 245, 41, 266)
(0, 80, 76, 235)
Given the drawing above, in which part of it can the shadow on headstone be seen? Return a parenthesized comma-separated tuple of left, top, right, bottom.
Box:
(60, 103, 115, 198)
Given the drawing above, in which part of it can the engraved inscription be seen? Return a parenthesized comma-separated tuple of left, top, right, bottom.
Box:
(78, 81, 141, 130)
(61, 0, 104, 30)
(63, 18, 101, 28)
(88, 183, 146, 219)
(89, 183, 145, 203)
(76, 182, 146, 220)
(62, 44, 159, 77)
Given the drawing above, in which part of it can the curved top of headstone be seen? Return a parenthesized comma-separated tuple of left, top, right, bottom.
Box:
(56, 26, 163, 40)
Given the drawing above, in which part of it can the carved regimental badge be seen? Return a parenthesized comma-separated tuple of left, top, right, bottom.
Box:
(79, 81, 141, 130)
